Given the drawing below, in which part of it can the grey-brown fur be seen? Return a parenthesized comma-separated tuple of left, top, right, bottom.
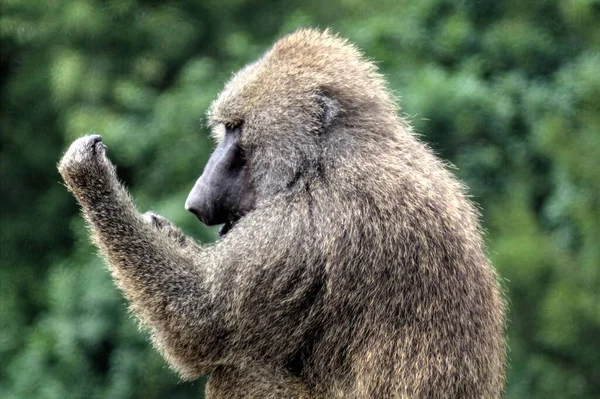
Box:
(58, 29, 506, 398)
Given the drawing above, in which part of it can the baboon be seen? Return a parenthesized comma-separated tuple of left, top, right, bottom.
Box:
(58, 29, 506, 398)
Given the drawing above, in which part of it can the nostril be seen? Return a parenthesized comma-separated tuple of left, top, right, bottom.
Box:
(186, 180, 218, 225)
(90, 134, 103, 143)
(186, 204, 206, 224)
(185, 199, 202, 219)
(184, 198, 194, 213)
(185, 197, 216, 226)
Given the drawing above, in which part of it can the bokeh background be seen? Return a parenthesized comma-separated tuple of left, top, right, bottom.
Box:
(1, 1, 599, 398)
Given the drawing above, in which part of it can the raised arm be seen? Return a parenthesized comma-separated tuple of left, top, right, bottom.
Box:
(59, 135, 220, 376)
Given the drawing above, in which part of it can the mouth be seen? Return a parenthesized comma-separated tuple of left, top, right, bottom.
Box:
(217, 217, 240, 237)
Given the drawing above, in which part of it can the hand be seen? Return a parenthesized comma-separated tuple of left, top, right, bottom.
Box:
(58, 134, 113, 192)
(143, 211, 192, 248)
(143, 211, 176, 230)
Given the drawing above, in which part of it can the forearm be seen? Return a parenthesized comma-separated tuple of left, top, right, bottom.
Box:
(89, 193, 228, 377)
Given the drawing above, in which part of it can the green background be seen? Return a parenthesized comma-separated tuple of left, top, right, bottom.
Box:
(1, 1, 599, 398)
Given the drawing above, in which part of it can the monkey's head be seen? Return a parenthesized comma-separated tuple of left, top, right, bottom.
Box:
(186, 29, 398, 235)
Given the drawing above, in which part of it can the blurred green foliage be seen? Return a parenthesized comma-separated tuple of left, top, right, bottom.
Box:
(1, 0, 599, 398)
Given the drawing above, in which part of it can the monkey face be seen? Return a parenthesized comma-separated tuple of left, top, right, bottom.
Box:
(185, 124, 256, 236)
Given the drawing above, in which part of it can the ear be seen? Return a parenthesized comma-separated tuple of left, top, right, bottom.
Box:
(316, 92, 339, 130)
